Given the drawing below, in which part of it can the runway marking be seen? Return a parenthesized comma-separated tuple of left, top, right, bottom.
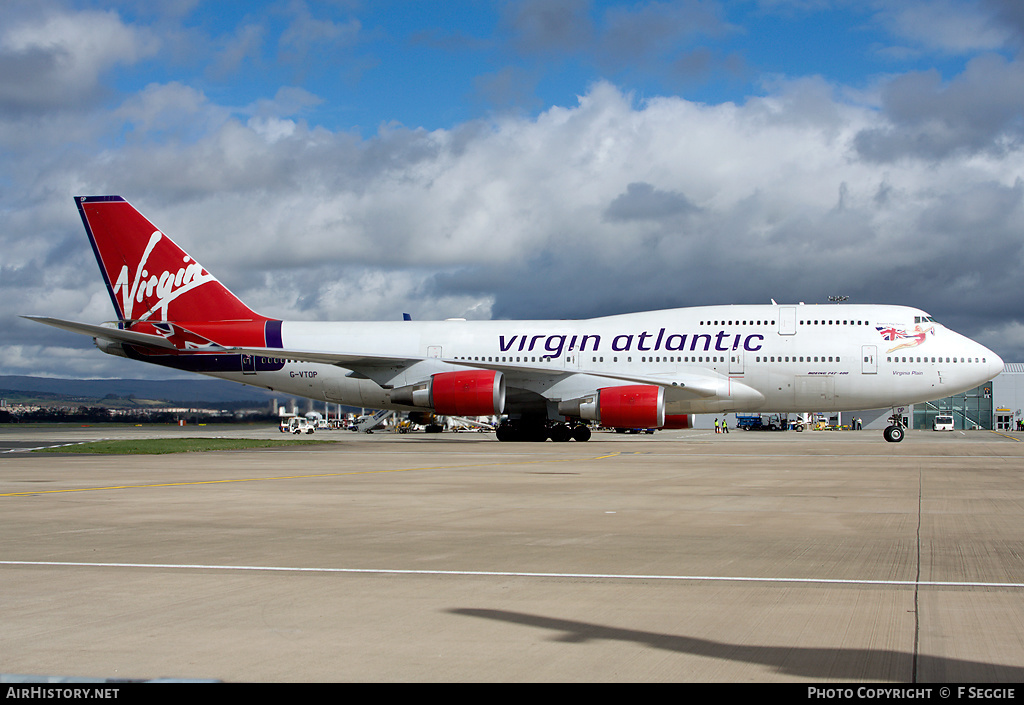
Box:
(3, 560, 1023, 589)
(990, 430, 1022, 442)
(2, 441, 101, 454)
(0, 451, 623, 497)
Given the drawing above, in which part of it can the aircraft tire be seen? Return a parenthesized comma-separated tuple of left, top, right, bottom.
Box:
(496, 422, 547, 442)
(572, 425, 592, 442)
(550, 424, 571, 442)
(883, 425, 905, 442)
(528, 425, 549, 442)
(496, 424, 517, 442)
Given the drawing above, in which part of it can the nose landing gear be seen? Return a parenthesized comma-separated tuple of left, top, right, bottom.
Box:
(883, 410, 906, 443)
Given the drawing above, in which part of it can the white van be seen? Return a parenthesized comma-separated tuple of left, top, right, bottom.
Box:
(933, 414, 954, 431)
(287, 416, 315, 434)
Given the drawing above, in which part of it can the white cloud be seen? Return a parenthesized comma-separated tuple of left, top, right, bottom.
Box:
(874, 0, 1014, 55)
(855, 54, 1024, 161)
(116, 81, 229, 139)
(0, 8, 157, 113)
(0, 342, 194, 379)
(3, 49, 1024, 379)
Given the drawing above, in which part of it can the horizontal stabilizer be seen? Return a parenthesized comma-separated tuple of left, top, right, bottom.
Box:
(22, 316, 179, 350)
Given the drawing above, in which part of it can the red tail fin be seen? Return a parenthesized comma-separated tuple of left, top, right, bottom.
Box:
(77, 196, 262, 324)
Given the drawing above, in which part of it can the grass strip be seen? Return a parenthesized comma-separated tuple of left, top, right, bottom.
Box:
(33, 437, 336, 455)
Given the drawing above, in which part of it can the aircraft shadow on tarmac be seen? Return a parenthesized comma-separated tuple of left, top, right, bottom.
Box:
(448, 608, 1024, 682)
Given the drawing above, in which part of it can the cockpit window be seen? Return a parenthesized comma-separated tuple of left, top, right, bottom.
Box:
(914, 315, 938, 323)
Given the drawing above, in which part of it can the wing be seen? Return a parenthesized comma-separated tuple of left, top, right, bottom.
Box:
(218, 343, 761, 407)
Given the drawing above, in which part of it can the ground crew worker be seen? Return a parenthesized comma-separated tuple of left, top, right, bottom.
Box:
(714, 418, 720, 433)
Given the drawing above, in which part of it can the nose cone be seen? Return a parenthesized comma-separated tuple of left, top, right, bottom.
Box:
(986, 348, 1005, 381)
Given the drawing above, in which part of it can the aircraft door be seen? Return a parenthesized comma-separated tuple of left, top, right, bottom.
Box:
(861, 345, 877, 374)
(562, 342, 582, 370)
(778, 307, 796, 335)
(241, 354, 256, 375)
(730, 350, 743, 374)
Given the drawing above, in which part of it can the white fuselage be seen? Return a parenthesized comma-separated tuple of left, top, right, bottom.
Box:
(205, 304, 1003, 417)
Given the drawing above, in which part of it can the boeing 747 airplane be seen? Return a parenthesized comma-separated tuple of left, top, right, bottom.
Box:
(25, 196, 1004, 442)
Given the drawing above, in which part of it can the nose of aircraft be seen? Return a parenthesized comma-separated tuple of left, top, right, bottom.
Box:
(986, 347, 1005, 381)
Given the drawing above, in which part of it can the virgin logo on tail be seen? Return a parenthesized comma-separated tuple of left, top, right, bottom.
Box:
(113, 230, 215, 321)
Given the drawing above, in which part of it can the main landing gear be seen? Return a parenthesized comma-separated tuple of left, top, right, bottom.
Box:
(883, 410, 906, 443)
(496, 418, 591, 442)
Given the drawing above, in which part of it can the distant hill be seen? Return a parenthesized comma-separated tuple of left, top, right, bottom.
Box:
(0, 375, 299, 405)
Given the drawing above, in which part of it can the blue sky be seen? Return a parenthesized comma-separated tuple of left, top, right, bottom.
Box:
(93, 1, 1011, 133)
(3, 0, 1024, 378)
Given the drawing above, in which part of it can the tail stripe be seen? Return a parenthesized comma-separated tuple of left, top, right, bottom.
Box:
(265, 320, 283, 348)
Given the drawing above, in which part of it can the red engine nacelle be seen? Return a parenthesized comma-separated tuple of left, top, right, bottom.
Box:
(598, 385, 665, 429)
(430, 370, 505, 416)
(662, 414, 690, 429)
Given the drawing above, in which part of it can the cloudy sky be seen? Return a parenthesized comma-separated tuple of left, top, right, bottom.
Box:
(3, 0, 1023, 379)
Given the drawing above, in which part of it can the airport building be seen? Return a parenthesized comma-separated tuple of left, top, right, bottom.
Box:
(992, 363, 1024, 431)
(696, 362, 1023, 433)
(907, 362, 1022, 431)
